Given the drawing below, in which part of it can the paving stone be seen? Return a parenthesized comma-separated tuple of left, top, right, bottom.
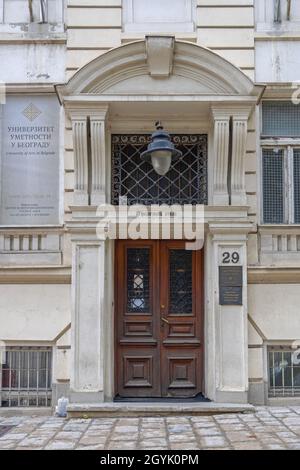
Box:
(79, 435, 107, 446)
(114, 426, 139, 433)
(200, 436, 227, 448)
(17, 437, 49, 448)
(139, 439, 168, 447)
(0, 433, 28, 441)
(54, 431, 83, 441)
(169, 442, 201, 450)
(45, 440, 76, 450)
(110, 433, 139, 441)
(195, 427, 222, 436)
(76, 444, 106, 450)
(168, 424, 192, 433)
(107, 441, 137, 450)
(225, 431, 257, 443)
(232, 442, 263, 450)
(0, 440, 18, 449)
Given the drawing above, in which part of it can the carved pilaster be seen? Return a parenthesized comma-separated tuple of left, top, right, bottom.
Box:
(231, 111, 250, 206)
(71, 117, 89, 205)
(90, 107, 108, 206)
(211, 108, 230, 205)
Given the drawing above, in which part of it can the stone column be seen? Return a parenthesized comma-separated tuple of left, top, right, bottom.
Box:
(69, 231, 106, 403)
(90, 107, 108, 206)
(231, 109, 251, 206)
(206, 221, 252, 403)
(211, 108, 230, 206)
(70, 114, 89, 205)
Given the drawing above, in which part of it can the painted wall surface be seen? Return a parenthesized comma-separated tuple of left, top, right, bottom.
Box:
(0, 285, 71, 341)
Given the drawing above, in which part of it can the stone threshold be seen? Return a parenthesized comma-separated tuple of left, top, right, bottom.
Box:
(0, 407, 53, 417)
(67, 402, 255, 418)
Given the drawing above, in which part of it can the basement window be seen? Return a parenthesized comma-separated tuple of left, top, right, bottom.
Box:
(0, 347, 52, 407)
(268, 346, 300, 397)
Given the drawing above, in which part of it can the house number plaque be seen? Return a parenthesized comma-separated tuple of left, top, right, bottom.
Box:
(219, 266, 243, 306)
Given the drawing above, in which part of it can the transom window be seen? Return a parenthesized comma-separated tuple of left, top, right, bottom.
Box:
(269, 346, 300, 397)
(122, 0, 197, 34)
(111, 134, 207, 206)
(261, 102, 300, 224)
(1, 347, 52, 407)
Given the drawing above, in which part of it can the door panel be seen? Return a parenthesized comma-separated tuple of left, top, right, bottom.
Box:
(115, 240, 203, 398)
(160, 242, 203, 397)
(116, 240, 160, 397)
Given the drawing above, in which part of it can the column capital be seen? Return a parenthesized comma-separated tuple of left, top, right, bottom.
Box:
(65, 103, 109, 121)
(211, 104, 252, 121)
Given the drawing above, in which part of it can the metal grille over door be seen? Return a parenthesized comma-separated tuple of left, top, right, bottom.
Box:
(111, 134, 207, 205)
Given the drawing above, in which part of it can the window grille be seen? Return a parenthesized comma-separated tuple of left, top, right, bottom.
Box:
(111, 134, 207, 206)
(262, 149, 284, 223)
(1, 347, 52, 407)
(262, 102, 300, 137)
(269, 346, 300, 397)
(294, 150, 300, 223)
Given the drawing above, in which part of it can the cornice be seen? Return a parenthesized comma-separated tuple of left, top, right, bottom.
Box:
(248, 267, 300, 284)
(0, 266, 71, 284)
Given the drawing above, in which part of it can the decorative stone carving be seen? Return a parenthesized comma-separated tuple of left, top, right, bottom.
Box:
(71, 116, 89, 205)
(231, 109, 251, 206)
(90, 107, 108, 206)
(146, 35, 175, 77)
(211, 108, 230, 206)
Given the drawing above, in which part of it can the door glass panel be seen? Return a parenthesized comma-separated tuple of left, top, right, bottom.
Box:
(127, 248, 150, 313)
(169, 249, 192, 314)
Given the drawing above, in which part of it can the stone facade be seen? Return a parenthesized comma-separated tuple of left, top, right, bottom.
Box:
(1, 0, 300, 409)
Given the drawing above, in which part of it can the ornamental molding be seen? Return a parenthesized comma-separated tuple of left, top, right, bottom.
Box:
(57, 38, 263, 101)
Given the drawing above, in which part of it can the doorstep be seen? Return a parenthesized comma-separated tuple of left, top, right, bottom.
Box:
(0, 407, 52, 417)
(67, 402, 255, 418)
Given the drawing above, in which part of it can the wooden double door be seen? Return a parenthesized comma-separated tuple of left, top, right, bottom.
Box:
(115, 240, 204, 398)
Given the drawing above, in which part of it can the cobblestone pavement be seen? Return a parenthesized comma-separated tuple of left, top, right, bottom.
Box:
(1, 407, 300, 450)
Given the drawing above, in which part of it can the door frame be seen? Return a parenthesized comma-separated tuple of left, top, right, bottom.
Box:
(114, 239, 205, 399)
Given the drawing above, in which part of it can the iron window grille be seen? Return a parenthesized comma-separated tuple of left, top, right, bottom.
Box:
(262, 146, 300, 224)
(268, 346, 300, 397)
(262, 102, 300, 138)
(0, 347, 52, 407)
(111, 134, 207, 206)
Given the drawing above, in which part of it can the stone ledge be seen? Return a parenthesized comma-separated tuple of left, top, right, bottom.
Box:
(67, 402, 255, 418)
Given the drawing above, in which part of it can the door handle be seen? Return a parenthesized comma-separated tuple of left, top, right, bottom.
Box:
(161, 317, 169, 325)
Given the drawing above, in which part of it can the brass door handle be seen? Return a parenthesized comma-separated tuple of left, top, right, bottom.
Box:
(161, 317, 169, 325)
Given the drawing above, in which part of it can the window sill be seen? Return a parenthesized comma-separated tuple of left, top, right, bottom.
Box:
(120, 32, 197, 44)
(0, 33, 66, 44)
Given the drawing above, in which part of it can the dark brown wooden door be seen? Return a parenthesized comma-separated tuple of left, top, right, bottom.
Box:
(115, 240, 203, 398)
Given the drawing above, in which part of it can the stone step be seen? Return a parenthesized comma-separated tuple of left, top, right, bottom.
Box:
(67, 402, 255, 418)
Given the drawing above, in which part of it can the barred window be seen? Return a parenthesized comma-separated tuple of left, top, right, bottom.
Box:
(269, 346, 300, 397)
(262, 102, 300, 137)
(1, 347, 52, 407)
(262, 147, 300, 224)
(294, 150, 300, 223)
(262, 149, 284, 224)
(111, 134, 207, 206)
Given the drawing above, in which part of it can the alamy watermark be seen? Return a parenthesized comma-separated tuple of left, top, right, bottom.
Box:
(96, 203, 205, 250)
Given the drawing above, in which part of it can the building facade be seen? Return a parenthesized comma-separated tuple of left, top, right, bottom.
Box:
(1, 0, 300, 410)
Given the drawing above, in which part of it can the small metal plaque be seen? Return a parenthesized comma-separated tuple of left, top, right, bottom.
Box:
(219, 266, 243, 305)
(219, 286, 243, 306)
(219, 266, 243, 287)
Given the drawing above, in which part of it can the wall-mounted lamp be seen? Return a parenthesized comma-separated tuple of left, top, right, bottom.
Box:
(141, 122, 182, 176)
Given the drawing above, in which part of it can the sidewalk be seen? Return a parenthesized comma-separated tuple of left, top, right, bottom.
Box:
(0, 407, 300, 450)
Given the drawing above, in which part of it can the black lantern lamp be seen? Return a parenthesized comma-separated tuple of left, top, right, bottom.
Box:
(141, 122, 182, 176)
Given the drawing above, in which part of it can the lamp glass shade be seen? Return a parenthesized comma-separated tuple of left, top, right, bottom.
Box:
(150, 150, 172, 176)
